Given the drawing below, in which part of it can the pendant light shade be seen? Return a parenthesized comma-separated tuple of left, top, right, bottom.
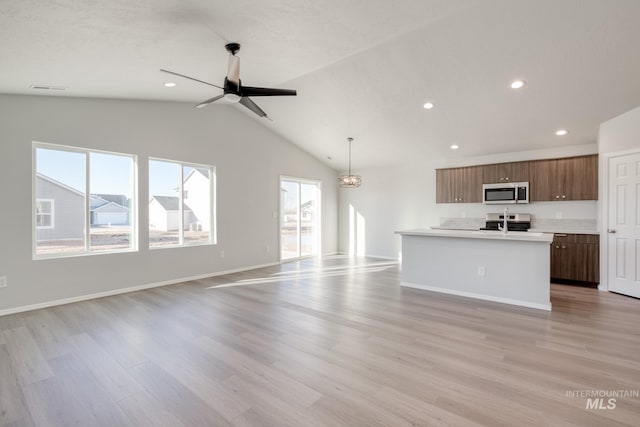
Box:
(338, 137, 362, 188)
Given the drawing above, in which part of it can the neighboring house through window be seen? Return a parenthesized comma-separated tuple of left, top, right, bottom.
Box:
(149, 159, 215, 248)
(35, 199, 54, 228)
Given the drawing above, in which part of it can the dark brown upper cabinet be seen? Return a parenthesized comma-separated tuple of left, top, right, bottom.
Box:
(529, 155, 598, 201)
(436, 166, 483, 203)
(482, 161, 530, 184)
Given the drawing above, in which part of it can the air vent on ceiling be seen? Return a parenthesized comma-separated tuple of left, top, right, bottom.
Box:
(30, 85, 68, 91)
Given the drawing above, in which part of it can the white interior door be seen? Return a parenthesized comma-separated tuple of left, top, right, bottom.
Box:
(607, 152, 640, 297)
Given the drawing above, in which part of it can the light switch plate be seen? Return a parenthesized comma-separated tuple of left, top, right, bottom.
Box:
(0, 276, 7, 288)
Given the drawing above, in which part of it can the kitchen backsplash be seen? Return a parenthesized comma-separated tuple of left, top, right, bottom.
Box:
(439, 217, 597, 232)
(531, 218, 597, 232)
(438, 217, 485, 230)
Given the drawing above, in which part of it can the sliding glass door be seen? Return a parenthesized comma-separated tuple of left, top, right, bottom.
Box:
(280, 178, 320, 260)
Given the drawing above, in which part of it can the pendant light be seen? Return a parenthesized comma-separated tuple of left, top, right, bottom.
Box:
(338, 137, 362, 188)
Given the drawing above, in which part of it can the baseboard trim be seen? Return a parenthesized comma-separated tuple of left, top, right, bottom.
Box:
(0, 261, 281, 317)
(365, 254, 400, 261)
(401, 281, 552, 311)
(333, 251, 399, 261)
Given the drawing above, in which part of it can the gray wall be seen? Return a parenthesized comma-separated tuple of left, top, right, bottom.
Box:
(0, 94, 338, 312)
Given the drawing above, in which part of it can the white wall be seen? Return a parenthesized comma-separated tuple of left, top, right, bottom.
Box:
(598, 106, 640, 154)
(339, 145, 598, 259)
(0, 94, 338, 313)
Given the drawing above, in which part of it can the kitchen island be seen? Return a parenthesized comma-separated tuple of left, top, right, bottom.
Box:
(396, 229, 554, 310)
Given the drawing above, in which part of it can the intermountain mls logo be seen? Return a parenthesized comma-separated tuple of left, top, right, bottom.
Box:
(565, 389, 640, 410)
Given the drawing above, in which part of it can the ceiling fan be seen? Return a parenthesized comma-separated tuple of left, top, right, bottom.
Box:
(160, 43, 296, 119)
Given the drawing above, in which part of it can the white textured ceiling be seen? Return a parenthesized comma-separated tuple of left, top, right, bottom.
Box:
(2, 0, 640, 171)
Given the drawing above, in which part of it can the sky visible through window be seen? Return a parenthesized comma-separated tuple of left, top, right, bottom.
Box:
(36, 149, 185, 198)
(36, 148, 136, 196)
(149, 160, 180, 197)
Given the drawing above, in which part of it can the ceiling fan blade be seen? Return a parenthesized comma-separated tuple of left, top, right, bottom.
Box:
(227, 55, 240, 85)
(160, 69, 223, 90)
(240, 86, 297, 97)
(195, 94, 224, 109)
(239, 97, 267, 118)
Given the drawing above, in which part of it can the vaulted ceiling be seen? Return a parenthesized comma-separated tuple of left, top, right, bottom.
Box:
(2, 0, 640, 170)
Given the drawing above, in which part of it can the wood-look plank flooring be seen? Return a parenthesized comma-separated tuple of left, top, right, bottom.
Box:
(1, 255, 640, 426)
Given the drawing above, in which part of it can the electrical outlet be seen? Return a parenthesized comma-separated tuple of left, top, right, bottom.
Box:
(0, 276, 7, 288)
(556, 211, 563, 219)
(477, 266, 485, 277)
(265, 245, 270, 253)
(219, 251, 225, 259)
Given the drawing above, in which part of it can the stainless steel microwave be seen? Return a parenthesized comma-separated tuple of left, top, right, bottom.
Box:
(483, 182, 529, 204)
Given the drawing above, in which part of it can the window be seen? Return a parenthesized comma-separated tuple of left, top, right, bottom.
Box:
(35, 199, 54, 228)
(33, 142, 137, 258)
(149, 159, 215, 248)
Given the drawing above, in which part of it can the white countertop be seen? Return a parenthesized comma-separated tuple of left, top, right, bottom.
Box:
(528, 228, 599, 235)
(396, 228, 554, 243)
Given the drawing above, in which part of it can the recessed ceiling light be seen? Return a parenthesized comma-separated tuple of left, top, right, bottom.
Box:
(164, 82, 176, 87)
(510, 80, 525, 89)
(555, 129, 568, 136)
(450, 144, 459, 150)
(423, 102, 434, 110)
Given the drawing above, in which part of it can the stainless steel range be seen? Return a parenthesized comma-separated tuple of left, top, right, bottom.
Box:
(480, 213, 532, 232)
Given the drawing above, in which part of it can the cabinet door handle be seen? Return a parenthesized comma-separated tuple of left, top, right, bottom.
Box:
(555, 245, 560, 249)
(561, 245, 566, 249)
(608, 229, 616, 234)
(505, 177, 509, 181)
(555, 195, 560, 199)
(562, 195, 566, 199)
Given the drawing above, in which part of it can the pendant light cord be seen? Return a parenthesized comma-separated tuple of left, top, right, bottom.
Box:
(347, 137, 353, 176)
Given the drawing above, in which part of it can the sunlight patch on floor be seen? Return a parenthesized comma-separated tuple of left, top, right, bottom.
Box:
(206, 260, 398, 289)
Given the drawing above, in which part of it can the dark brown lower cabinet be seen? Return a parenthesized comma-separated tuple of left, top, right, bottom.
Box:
(550, 234, 599, 285)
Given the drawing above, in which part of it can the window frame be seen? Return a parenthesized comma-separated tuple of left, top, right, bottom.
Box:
(148, 157, 216, 249)
(32, 141, 138, 260)
(35, 198, 55, 229)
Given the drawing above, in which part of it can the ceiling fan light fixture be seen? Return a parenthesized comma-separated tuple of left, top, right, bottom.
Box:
(224, 93, 241, 103)
(163, 82, 176, 87)
(338, 137, 362, 188)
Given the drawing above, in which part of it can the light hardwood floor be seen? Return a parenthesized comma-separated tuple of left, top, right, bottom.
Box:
(1, 256, 639, 426)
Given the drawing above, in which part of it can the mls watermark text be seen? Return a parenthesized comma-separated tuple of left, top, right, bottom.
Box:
(565, 389, 639, 410)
